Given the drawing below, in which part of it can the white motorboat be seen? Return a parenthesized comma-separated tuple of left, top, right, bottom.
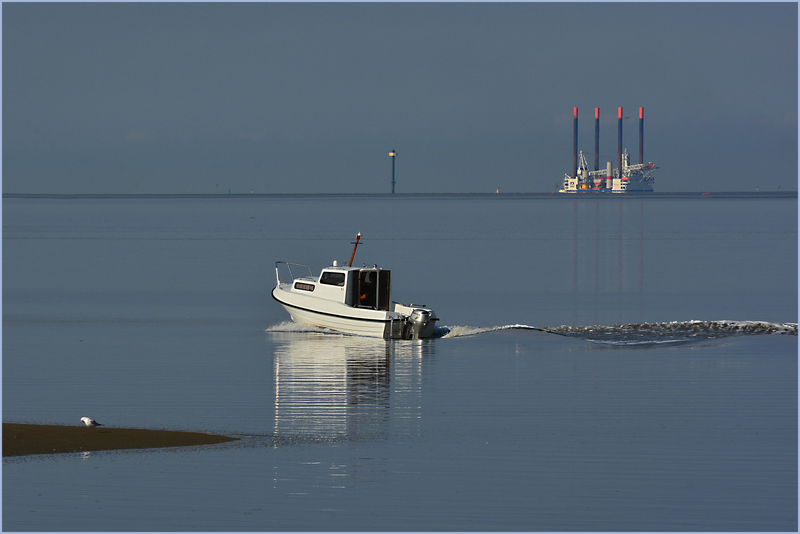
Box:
(272, 234, 439, 339)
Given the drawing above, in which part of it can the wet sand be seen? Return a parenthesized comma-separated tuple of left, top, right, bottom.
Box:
(3, 423, 238, 457)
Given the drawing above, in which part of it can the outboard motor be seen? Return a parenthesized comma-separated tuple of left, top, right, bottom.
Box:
(409, 309, 431, 339)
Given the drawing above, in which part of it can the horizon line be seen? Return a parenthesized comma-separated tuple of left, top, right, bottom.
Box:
(3, 191, 797, 200)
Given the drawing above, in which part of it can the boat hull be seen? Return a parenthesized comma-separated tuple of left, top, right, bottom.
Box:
(272, 286, 436, 339)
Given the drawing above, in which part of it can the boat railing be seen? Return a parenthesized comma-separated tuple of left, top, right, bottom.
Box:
(275, 262, 314, 286)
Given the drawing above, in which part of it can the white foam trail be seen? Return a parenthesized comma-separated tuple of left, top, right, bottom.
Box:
(439, 324, 540, 338)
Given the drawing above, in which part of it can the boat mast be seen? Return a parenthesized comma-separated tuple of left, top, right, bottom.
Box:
(348, 233, 362, 267)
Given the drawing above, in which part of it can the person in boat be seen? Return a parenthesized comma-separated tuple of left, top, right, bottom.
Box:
(359, 271, 375, 307)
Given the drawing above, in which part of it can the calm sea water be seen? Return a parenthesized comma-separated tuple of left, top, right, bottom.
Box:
(3, 193, 797, 531)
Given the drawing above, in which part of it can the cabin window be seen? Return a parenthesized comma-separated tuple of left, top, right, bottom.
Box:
(294, 282, 315, 292)
(320, 271, 345, 287)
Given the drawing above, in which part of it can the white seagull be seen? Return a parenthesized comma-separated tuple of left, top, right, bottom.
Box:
(80, 417, 103, 428)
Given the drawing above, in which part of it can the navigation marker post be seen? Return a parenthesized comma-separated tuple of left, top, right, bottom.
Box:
(389, 149, 397, 194)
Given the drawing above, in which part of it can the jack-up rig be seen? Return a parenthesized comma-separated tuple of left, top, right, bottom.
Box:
(560, 107, 658, 193)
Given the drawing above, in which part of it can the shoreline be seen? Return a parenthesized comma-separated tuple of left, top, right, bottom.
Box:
(3, 423, 238, 457)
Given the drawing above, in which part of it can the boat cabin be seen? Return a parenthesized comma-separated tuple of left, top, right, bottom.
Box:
(292, 265, 392, 311)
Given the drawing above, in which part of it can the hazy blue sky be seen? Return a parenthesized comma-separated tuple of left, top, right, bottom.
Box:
(3, 2, 797, 194)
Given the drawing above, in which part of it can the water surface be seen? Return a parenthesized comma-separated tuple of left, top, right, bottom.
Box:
(3, 194, 796, 531)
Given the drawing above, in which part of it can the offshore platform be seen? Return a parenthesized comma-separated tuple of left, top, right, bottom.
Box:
(560, 107, 658, 193)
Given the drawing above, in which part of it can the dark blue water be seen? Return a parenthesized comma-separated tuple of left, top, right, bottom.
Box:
(3, 194, 797, 531)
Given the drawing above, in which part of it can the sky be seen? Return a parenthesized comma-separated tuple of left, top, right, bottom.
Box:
(2, 2, 797, 194)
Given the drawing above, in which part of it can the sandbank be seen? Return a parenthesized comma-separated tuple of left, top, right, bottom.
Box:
(3, 423, 238, 457)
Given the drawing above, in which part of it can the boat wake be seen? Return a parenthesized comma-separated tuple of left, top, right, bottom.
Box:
(268, 320, 797, 346)
(440, 320, 798, 346)
(438, 324, 542, 338)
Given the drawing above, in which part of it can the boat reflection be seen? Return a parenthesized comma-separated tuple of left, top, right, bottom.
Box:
(270, 332, 436, 439)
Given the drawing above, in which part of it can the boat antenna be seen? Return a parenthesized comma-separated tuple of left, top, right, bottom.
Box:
(348, 233, 362, 267)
